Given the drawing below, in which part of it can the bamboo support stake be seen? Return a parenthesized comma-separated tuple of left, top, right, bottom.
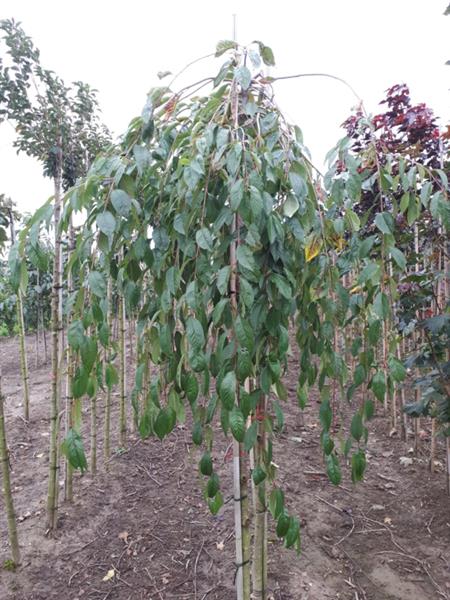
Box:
(0, 369, 21, 566)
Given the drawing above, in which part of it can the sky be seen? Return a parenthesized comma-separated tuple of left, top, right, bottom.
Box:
(0, 0, 449, 214)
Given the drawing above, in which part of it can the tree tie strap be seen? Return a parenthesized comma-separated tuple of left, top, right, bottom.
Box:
(233, 559, 250, 584)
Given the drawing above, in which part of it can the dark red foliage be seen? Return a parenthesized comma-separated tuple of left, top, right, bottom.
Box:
(343, 83, 445, 168)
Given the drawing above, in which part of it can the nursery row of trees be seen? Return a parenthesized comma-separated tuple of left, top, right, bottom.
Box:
(0, 20, 448, 600)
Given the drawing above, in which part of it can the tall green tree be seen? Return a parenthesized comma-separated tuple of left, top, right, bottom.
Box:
(56, 40, 403, 599)
(0, 18, 111, 530)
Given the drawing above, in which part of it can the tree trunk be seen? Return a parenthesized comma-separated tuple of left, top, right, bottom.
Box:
(119, 293, 127, 447)
(64, 222, 75, 502)
(229, 213, 251, 600)
(46, 144, 63, 531)
(252, 395, 268, 599)
(9, 211, 30, 421)
(104, 280, 112, 468)
(0, 369, 21, 565)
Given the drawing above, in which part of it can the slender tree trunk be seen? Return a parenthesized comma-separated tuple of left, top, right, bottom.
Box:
(446, 437, 450, 496)
(119, 293, 127, 447)
(90, 395, 97, 475)
(252, 395, 268, 600)
(9, 212, 30, 421)
(230, 214, 251, 600)
(64, 222, 75, 502)
(46, 144, 63, 531)
(413, 224, 421, 454)
(397, 340, 407, 442)
(0, 369, 21, 565)
(104, 280, 112, 468)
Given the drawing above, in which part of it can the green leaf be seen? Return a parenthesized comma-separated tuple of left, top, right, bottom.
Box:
(373, 292, 390, 319)
(285, 516, 300, 549)
(61, 429, 88, 473)
(240, 278, 255, 308)
(192, 422, 203, 446)
(351, 450, 366, 483)
(236, 245, 256, 273)
(276, 513, 290, 537)
(271, 274, 292, 299)
(80, 337, 97, 374)
(234, 66, 252, 90)
(105, 364, 118, 389)
(111, 189, 132, 217)
(208, 491, 224, 515)
(252, 466, 266, 486)
(96, 211, 116, 237)
(350, 412, 363, 441)
(388, 356, 406, 382)
(230, 179, 244, 211)
(219, 371, 236, 410)
(273, 400, 284, 431)
(235, 316, 254, 354)
(215, 40, 237, 57)
(200, 452, 213, 476)
(186, 318, 205, 351)
(73, 367, 88, 398)
(244, 421, 257, 451)
(268, 488, 284, 519)
(319, 399, 332, 431)
(326, 454, 341, 485)
(370, 371, 386, 402)
(154, 409, 170, 440)
(363, 399, 375, 420)
(217, 266, 231, 295)
(206, 473, 220, 497)
(230, 407, 245, 442)
(68, 320, 85, 350)
(88, 271, 107, 298)
(237, 348, 253, 381)
(321, 432, 334, 455)
(283, 196, 299, 218)
(196, 227, 213, 251)
(184, 372, 199, 405)
(260, 45, 275, 66)
(374, 212, 393, 235)
(389, 247, 406, 271)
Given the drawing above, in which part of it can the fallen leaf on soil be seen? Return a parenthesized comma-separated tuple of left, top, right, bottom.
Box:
(216, 540, 225, 551)
(384, 517, 392, 525)
(18, 511, 32, 522)
(36, 453, 44, 458)
(102, 569, 115, 582)
(370, 504, 385, 512)
(400, 456, 413, 466)
(118, 531, 129, 543)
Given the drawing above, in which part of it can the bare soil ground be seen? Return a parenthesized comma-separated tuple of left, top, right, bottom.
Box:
(0, 333, 449, 600)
